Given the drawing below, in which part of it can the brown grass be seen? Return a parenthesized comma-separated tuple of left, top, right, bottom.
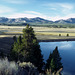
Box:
(0, 26, 75, 40)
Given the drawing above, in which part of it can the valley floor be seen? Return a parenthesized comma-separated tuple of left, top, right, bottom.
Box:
(0, 26, 75, 41)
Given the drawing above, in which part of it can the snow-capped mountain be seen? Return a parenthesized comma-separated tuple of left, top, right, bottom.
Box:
(0, 17, 53, 24)
(0, 17, 75, 24)
(55, 18, 75, 24)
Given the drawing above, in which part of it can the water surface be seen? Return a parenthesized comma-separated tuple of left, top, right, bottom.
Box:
(39, 41, 75, 75)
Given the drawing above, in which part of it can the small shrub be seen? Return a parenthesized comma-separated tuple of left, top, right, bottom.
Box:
(59, 34, 61, 37)
(67, 34, 69, 37)
(46, 68, 63, 75)
(0, 58, 39, 75)
(0, 58, 18, 75)
(18, 62, 39, 75)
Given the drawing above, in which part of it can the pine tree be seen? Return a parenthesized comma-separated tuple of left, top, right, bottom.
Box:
(10, 35, 22, 62)
(17, 35, 22, 45)
(52, 46, 63, 72)
(46, 52, 52, 69)
(13, 35, 17, 42)
(46, 46, 63, 73)
(22, 25, 44, 71)
(10, 25, 44, 72)
(50, 58, 55, 72)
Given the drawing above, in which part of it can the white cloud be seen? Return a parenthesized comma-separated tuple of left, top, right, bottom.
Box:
(44, 3, 74, 14)
(6, 10, 75, 21)
(0, 5, 15, 14)
(60, 43, 72, 49)
(3, 0, 28, 4)
(24, 11, 42, 15)
(42, 3, 75, 21)
(59, 3, 73, 14)
(7, 11, 51, 20)
(50, 8, 57, 10)
(50, 13, 75, 21)
(8, 13, 38, 18)
(59, 3, 73, 10)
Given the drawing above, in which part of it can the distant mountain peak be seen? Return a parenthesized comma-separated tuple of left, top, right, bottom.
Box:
(55, 18, 75, 24)
(0, 17, 52, 24)
(0, 17, 75, 24)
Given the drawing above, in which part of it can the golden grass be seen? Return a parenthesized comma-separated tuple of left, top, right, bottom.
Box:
(0, 26, 75, 40)
(35, 32, 75, 36)
(5, 32, 23, 34)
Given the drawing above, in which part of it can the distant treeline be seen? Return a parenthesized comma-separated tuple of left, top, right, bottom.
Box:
(0, 23, 75, 28)
(31, 24, 75, 28)
(0, 23, 28, 26)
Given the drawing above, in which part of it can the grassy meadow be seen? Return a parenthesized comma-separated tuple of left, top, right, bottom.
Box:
(0, 25, 75, 40)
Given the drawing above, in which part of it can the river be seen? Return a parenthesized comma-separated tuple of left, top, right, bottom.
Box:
(39, 41, 75, 75)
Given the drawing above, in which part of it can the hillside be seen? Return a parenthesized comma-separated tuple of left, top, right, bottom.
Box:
(55, 18, 75, 24)
(0, 17, 53, 24)
(0, 17, 75, 27)
(0, 17, 75, 24)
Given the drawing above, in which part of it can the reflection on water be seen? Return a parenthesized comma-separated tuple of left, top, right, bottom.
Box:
(39, 41, 75, 75)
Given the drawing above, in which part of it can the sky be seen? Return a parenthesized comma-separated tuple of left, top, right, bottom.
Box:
(0, 0, 75, 21)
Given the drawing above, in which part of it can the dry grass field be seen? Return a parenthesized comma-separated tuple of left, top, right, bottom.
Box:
(0, 26, 75, 40)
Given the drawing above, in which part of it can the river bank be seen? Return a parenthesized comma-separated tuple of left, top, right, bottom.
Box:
(0, 35, 75, 42)
(38, 38, 75, 42)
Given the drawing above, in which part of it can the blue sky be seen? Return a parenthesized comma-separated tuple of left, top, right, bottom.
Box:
(0, 0, 75, 21)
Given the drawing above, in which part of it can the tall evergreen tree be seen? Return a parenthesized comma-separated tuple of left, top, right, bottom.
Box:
(50, 58, 55, 72)
(10, 35, 22, 62)
(46, 46, 63, 73)
(10, 25, 44, 72)
(22, 25, 44, 71)
(52, 46, 63, 72)
(46, 52, 52, 69)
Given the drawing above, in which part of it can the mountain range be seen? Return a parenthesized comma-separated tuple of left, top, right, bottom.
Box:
(0, 17, 75, 24)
